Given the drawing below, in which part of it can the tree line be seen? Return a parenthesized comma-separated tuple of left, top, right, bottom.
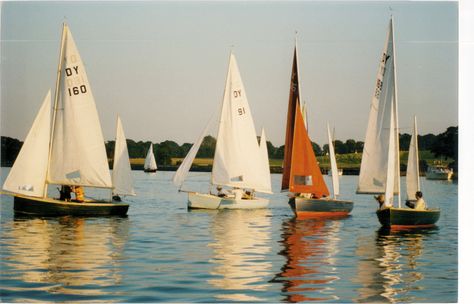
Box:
(1, 126, 457, 168)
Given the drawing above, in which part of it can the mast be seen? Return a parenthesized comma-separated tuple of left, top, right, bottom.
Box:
(391, 16, 402, 208)
(43, 22, 67, 198)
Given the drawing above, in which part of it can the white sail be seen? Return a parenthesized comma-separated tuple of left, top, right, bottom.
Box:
(383, 101, 397, 208)
(173, 118, 213, 188)
(357, 18, 399, 195)
(112, 116, 135, 196)
(301, 101, 308, 129)
(327, 123, 340, 198)
(211, 53, 271, 193)
(3, 91, 52, 197)
(406, 116, 420, 201)
(258, 128, 272, 194)
(144, 143, 158, 171)
(47, 24, 112, 188)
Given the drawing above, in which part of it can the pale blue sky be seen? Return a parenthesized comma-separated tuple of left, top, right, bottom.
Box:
(1, 1, 457, 145)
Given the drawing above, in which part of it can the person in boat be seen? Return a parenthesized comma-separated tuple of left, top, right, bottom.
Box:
(71, 186, 85, 203)
(406, 191, 427, 210)
(58, 185, 72, 201)
(112, 195, 122, 202)
(243, 190, 254, 200)
(374, 194, 385, 209)
(216, 186, 227, 198)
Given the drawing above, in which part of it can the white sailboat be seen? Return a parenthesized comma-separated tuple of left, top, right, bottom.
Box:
(357, 17, 439, 227)
(144, 143, 158, 173)
(173, 53, 272, 209)
(2, 23, 129, 216)
(112, 116, 136, 200)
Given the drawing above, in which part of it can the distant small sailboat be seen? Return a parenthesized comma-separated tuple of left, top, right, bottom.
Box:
(282, 42, 353, 217)
(112, 116, 136, 201)
(327, 127, 343, 176)
(2, 23, 129, 216)
(376, 116, 440, 227)
(358, 17, 439, 227)
(426, 162, 453, 180)
(173, 53, 272, 209)
(143, 143, 158, 173)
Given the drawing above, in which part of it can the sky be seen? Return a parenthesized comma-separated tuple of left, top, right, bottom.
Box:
(0, 1, 458, 146)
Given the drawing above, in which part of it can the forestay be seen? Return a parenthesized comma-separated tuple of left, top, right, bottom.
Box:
(327, 123, 339, 198)
(212, 53, 272, 194)
(47, 24, 112, 188)
(406, 116, 420, 201)
(3, 91, 52, 197)
(357, 18, 400, 195)
(112, 116, 135, 196)
(144, 143, 158, 171)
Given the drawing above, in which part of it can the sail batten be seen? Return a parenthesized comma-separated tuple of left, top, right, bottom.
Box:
(47, 24, 112, 188)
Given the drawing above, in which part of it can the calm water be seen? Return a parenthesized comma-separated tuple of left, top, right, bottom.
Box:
(0, 169, 458, 302)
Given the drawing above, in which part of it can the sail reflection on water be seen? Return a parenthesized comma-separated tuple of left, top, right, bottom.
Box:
(3, 216, 129, 297)
(273, 217, 345, 302)
(353, 227, 437, 302)
(207, 209, 272, 301)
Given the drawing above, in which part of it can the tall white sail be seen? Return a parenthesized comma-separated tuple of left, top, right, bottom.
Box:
(144, 143, 158, 171)
(3, 91, 52, 197)
(112, 116, 135, 196)
(258, 128, 272, 194)
(212, 53, 271, 193)
(327, 123, 339, 198)
(47, 24, 112, 188)
(406, 116, 420, 201)
(173, 118, 213, 188)
(357, 18, 399, 195)
(383, 101, 396, 208)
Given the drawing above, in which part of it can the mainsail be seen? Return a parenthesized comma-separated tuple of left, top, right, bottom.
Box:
(289, 103, 329, 197)
(406, 116, 420, 201)
(112, 116, 135, 196)
(47, 24, 112, 188)
(357, 18, 400, 196)
(211, 53, 272, 194)
(3, 91, 52, 197)
(327, 124, 339, 198)
(144, 143, 158, 171)
(282, 46, 301, 192)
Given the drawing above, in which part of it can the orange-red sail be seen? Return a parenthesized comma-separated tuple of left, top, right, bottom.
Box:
(289, 104, 329, 197)
(281, 47, 300, 191)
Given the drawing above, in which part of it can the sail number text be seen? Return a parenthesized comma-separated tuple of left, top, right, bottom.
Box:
(65, 65, 88, 97)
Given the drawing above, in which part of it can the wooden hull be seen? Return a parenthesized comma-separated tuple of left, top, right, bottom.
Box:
(13, 195, 129, 216)
(289, 197, 354, 218)
(188, 192, 269, 210)
(376, 207, 440, 228)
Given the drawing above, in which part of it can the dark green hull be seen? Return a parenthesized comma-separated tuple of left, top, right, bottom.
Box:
(376, 207, 440, 228)
(289, 197, 353, 217)
(14, 195, 129, 217)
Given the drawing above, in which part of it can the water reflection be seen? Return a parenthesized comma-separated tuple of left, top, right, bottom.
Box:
(353, 227, 438, 302)
(206, 209, 273, 302)
(2, 215, 129, 298)
(273, 217, 346, 302)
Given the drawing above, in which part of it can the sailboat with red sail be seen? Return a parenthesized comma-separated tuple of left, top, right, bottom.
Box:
(282, 42, 353, 218)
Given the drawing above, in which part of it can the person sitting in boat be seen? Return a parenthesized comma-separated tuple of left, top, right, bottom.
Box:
(58, 185, 72, 202)
(112, 195, 122, 202)
(72, 185, 85, 203)
(217, 186, 227, 198)
(374, 194, 385, 209)
(243, 190, 254, 200)
(406, 191, 427, 210)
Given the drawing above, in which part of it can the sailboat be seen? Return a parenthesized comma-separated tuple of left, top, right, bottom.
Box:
(173, 52, 272, 209)
(2, 23, 129, 216)
(143, 143, 158, 172)
(112, 116, 136, 201)
(357, 17, 439, 227)
(376, 116, 440, 227)
(282, 43, 353, 218)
